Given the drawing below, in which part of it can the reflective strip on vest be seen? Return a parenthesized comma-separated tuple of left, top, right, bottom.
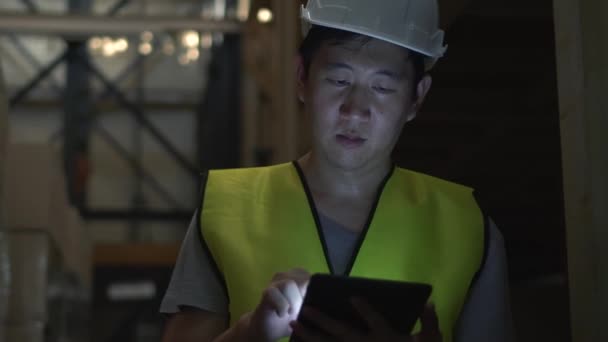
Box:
(200, 162, 484, 342)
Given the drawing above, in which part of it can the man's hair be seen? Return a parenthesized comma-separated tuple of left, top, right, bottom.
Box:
(298, 25, 426, 97)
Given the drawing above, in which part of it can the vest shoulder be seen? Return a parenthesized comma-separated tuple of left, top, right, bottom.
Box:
(206, 163, 293, 185)
(208, 163, 291, 175)
(394, 167, 475, 198)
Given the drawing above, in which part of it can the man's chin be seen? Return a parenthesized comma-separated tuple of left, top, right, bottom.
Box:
(326, 153, 370, 172)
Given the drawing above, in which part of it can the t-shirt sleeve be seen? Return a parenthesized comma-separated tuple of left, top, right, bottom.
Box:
(454, 219, 516, 342)
(159, 210, 229, 315)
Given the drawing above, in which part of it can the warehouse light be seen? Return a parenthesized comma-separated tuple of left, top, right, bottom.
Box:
(181, 30, 199, 48)
(257, 8, 273, 23)
(141, 31, 154, 42)
(187, 47, 200, 61)
(114, 37, 129, 53)
(138, 42, 153, 55)
(91, 36, 129, 57)
(102, 36, 112, 48)
(102, 41, 117, 57)
(89, 37, 102, 50)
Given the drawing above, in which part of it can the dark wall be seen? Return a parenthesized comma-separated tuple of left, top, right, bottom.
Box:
(393, 0, 570, 339)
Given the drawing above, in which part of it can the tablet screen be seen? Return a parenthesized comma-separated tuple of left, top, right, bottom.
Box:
(292, 274, 432, 339)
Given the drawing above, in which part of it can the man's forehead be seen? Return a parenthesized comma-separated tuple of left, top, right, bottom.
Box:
(319, 37, 412, 71)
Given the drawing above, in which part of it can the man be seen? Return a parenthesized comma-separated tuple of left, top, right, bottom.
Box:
(161, 1, 515, 341)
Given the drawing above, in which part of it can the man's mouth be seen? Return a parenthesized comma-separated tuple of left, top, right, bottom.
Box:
(336, 134, 366, 148)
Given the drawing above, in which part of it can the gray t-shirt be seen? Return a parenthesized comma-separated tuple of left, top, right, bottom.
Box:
(161, 212, 515, 342)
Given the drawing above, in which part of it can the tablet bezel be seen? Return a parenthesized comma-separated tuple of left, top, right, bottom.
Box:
(293, 274, 432, 337)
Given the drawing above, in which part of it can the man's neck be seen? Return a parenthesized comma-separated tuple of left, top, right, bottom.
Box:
(297, 152, 392, 200)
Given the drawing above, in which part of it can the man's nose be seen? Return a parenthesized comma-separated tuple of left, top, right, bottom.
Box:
(339, 86, 371, 121)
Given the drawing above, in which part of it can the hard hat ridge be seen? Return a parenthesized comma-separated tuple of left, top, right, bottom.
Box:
(301, 0, 447, 70)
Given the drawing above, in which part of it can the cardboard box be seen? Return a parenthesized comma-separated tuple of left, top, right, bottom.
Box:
(3, 142, 92, 293)
(6, 231, 55, 321)
(2, 320, 45, 342)
(2, 143, 71, 253)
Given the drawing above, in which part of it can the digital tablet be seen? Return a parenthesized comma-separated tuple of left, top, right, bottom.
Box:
(291, 274, 432, 339)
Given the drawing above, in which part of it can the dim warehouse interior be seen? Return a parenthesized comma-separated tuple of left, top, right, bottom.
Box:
(0, 0, 606, 341)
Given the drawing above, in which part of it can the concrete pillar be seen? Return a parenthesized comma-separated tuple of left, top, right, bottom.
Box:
(271, 0, 299, 163)
(63, 0, 93, 206)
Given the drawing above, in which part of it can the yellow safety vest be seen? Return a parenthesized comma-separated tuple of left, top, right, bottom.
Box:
(200, 162, 485, 342)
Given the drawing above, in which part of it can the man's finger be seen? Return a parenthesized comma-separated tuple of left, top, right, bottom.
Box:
(297, 279, 310, 298)
(271, 268, 311, 297)
(262, 286, 290, 317)
(289, 268, 311, 296)
(278, 280, 303, 315)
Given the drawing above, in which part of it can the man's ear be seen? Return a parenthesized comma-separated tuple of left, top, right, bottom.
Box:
(295, 55, 306, 103)
(406, 74, 433, 122)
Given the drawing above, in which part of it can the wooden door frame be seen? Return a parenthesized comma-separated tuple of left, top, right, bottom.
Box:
(553, 0, 608, 341)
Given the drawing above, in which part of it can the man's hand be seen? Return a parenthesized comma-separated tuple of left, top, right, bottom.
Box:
(289, 300, 442, 342)
(246, 268, 311, 342)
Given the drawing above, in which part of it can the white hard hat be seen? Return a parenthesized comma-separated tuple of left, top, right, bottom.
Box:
(301, 0, 447, 70)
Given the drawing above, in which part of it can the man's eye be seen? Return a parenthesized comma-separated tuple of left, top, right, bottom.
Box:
(373, 86, 396, 94)
(326, 78, 350, 87)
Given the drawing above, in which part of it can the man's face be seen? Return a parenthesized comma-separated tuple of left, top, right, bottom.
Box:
(298, 37, 430, 171)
